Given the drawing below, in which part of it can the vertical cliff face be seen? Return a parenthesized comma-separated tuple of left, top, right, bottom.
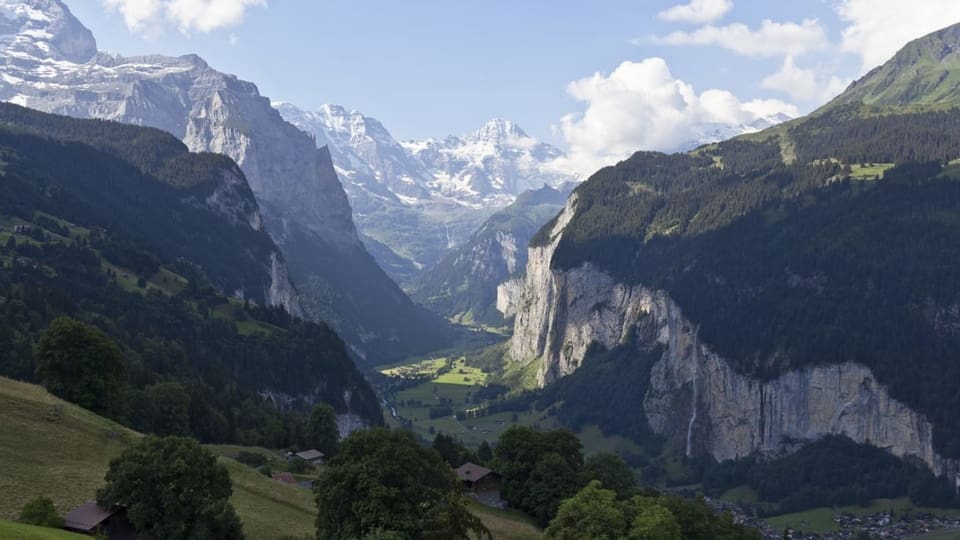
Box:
(506, 193, 591, 382)
(505, 200, 960, 487)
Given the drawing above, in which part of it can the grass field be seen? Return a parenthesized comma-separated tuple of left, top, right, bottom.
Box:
(380, 357, 448, 378)
(0, 376, 318, 540)
(719, 485, 759, 505)
(849, 162, 894, 180)
(210, 300, 284, 336)
(0, 377, 136, 521)
(219, 458, 316, 540)
(468, 501, 542, 540)
(0, 520, 87, 539)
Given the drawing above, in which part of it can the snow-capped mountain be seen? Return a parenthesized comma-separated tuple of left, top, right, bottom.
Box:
(677, 113, 794, 151)
(0, 0, 95, 63)
(0, 0, 451, 361)
(400, 118, 575, 207)
(279, 103, 577, 209)
(275, 103, 433, 202)
(277, 103, 580, 285)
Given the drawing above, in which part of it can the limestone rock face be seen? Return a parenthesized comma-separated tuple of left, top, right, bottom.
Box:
(496, 276, 523, 319)
(506, 194, 960, 487)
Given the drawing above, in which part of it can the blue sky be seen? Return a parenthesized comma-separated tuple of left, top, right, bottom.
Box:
(63, 0, 960, 169)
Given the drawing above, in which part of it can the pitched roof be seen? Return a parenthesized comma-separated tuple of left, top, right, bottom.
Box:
(455, 462, 496, 482)
(64, 501, 115, 532)
(295, 449, 324, 461)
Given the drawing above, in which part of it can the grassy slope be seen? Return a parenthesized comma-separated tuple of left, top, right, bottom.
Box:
(0, 377, 135, 521)
(0, 377, 316, 540)
(220, 459, 316, 540)
(468, 502, 542, 540)
(0, 520, 87, 540)
(0, 376, 535, 540)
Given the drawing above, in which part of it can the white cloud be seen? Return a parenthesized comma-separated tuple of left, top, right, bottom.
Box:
(836, 0, 960, 73)
(553, 58, 797, 175)
(657, 0, 733, 25)
(102, 0, 266, 34)
(652, 19, 828, 58)
(761, 56, 849, 103)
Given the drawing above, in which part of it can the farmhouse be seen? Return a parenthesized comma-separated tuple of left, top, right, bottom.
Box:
(64, 501, 137, 539)
(293, 448, 325, 465)
(455, 462, 501, 500)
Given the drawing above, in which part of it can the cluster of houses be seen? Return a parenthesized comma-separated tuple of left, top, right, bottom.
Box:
(784, 511, 960, 540)
(712, 498, 960, 540)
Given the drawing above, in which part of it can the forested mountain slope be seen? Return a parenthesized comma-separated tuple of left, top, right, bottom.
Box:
(506, 22, 960, 489)
(0, 104, 381, 446)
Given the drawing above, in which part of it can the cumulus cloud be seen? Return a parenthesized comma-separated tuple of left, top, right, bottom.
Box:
(102, 0, 265, 34)
(761, 56, 849, 104)
(553, 58, 797, 175)
(657, 0, 733, 25)
(836, 0, 960, 73)
(651, 19, 827, 58)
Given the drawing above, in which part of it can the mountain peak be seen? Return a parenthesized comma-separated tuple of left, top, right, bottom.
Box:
(469, 117, 529, 143)
(0, 0, 97, 63)
(822, 21, 960, 112)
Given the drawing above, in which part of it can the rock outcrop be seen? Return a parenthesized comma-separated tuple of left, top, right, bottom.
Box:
(504, 195, 960, 487)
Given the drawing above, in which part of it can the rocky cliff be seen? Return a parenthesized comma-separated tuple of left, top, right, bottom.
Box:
(504, 195, 960, 487)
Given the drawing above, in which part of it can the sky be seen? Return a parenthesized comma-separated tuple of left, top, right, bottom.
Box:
(63, 0, 960, 173)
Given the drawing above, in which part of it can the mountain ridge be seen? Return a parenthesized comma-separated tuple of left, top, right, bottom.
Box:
(0, 0, 453, 361)
(824, 22, 960, 111)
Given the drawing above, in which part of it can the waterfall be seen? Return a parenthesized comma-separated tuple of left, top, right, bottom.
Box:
(686, 329, 700, 457)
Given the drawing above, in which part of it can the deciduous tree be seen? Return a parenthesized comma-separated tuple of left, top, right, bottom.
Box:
(35, 317, 125, 418)
(315, 428, 489, 540)
(97, 436, 244, 540)
(305, 403, 339, 458)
